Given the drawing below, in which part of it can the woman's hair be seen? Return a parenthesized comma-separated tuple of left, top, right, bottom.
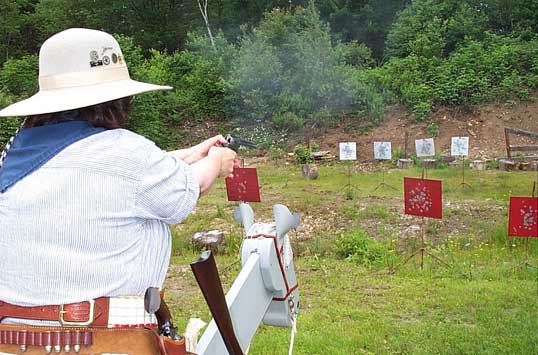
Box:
(23, 96, 133, 129)
(0, 96, 133, 168)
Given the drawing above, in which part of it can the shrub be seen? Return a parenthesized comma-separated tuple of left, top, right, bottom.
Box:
(386, 0, 487, 59)
(426, 122, 440, 137)
(335, 229, 388, 267)
(392, 147, 406, 162)
(293, 144, 314, 164)
(272, 112, 304, 132)
(0, 54, 38, 98)
(343, 40, 375, 68)
(128, 46, 233, 148)
(0, 90, 22, 146)
(231, 2, 360, 129)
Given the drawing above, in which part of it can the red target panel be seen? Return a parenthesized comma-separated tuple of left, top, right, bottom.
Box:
(225, 167, 261, 202)
(508, 197, 538, 237)
(404, 177, 442, 219)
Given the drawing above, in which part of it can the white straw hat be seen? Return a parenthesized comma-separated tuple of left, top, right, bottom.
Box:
(0, 28, 172, 117)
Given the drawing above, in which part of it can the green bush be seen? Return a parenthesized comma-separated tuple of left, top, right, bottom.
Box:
(0, 90, 22, 146)
(0, 54, 38, 98)
(293, 144, 314, 164)
(386, 0, 487, 59)
(128, 45, 233, 148)
(343, 40, 375, 68)
(426, 122, 440, 137)
(378, 33, 538, 121)
(231, 2, 362, 129)
(335, 229, 388, 267)
(272, 112, 304, 132)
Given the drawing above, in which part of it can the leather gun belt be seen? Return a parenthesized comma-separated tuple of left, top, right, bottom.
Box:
(0, 298, 109, 327)
(0, 324, 181, 355)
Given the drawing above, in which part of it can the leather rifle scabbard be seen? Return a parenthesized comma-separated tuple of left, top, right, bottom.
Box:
(190, 251, 244, 355)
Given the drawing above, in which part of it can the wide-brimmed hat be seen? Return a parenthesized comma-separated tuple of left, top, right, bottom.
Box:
(0, 28, 172, 117)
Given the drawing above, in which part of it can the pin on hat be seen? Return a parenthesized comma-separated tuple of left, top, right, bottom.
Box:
(0, 28, 172, 117)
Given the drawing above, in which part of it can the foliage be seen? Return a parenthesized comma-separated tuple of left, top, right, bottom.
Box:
(293, 144, 314, 164)
(426, 122, 440, 137)
(0, 90, 22, 146)
(385, 0, 488, 59)
(342, 40, 375, 68)
(2, 0, 538, 145)
(272, 112, 304, 132)
(124, 36, 235, 147)
(378, 33, 538, 120)
(230, 2, 393, 129)
(317, 0, 408, 59)
(0, 54, 38, 98)
(392, 147, 406, 162)
(335, 229, 389, 267)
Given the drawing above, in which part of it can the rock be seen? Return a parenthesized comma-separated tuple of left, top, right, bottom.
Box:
(397, 159, 414, 169)
(422, 159, 437, 169)
(499, 159, 516, 171)
(470, 160, 486, 170)
(519, 162, 530, 171)
(302, 164, 319, 179)
(191, 230, 225, 252)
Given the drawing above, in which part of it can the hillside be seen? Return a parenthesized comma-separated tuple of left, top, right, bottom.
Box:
(319, 101, 538, 161)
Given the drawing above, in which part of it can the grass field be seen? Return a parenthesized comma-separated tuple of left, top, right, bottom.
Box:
(166, 162, 538, 355)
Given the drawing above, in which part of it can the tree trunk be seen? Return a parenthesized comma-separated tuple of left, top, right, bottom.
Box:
(197, 0, 215, 48)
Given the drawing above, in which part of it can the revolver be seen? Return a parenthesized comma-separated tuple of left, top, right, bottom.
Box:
(223, 134, 257, 152)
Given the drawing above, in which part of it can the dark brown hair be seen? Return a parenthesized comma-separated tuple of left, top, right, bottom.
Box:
(23, 96, 133, 129)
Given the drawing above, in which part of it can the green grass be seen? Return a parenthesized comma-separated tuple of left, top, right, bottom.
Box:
(165, 162, 538, 355)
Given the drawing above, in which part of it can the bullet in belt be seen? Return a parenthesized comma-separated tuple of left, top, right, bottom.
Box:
(44, 331, 52, 353)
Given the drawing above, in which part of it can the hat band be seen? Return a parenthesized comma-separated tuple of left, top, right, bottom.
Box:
(39, 67, 131, 91)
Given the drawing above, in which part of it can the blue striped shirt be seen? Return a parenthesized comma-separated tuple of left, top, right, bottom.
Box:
(0, 129, 200, 306)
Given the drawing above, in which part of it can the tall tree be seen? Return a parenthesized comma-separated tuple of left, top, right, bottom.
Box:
(197, 0, 215, 47)
(0, 0, 37, 65)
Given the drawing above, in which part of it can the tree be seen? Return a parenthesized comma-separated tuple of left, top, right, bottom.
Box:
(231, 2, 359, 128)
(197, 0, 215, 47)
(385, 0, 488, 59)
(0, 0, 37, 65)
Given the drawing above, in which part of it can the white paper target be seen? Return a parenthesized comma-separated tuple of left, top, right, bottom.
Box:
(451, 137, 469, 157)
(415, 138, 435, 157)
(339, 142, 357, 161)
(374, 142, 392, 160)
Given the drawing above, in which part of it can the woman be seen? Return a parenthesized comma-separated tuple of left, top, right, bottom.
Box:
(0, 28, 236, 353)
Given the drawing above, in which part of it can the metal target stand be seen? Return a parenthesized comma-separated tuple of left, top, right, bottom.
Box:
(373, 160, 396, 192)
(390, 166, 452, 273)
(512, 181, 538, 271)
(339, 143, 357, 197)
(458, 156, 472, 189)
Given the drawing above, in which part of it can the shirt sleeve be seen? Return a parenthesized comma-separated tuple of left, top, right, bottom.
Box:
(134, 143, 200, 225)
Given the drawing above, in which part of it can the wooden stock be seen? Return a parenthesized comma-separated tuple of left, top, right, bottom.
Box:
(190, 251, 244, 355)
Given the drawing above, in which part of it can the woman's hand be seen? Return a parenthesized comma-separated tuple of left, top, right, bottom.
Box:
(208, 146, 237, 178)
(191, 147, 238, 196)
(190, 135, 227, 162)
(169, 135, 227, 164)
